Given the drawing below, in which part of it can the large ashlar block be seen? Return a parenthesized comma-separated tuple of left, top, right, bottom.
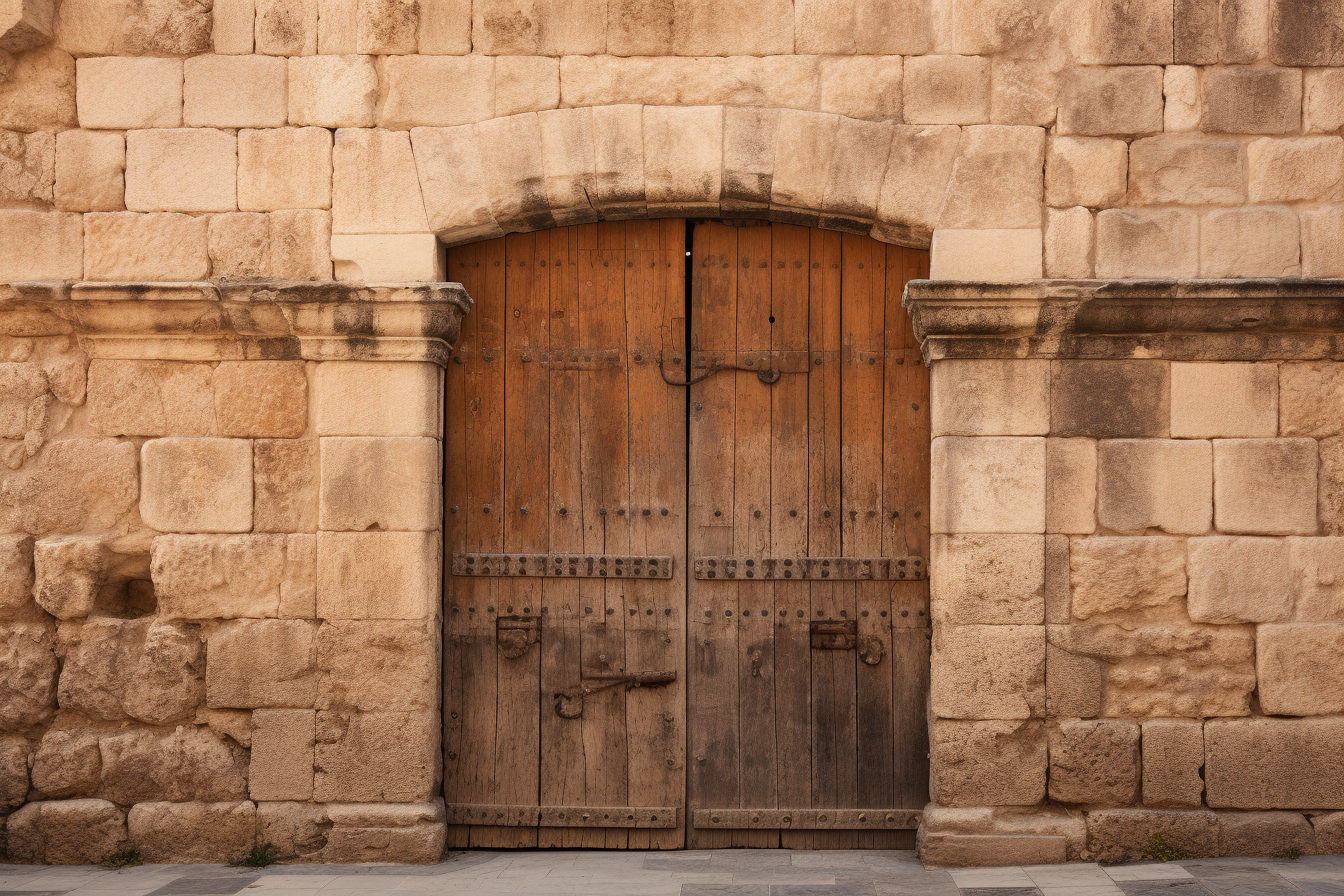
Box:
(128, 801, 258, 864)
(206, 619, 319, 708)
(84, 212, 209, 281)
(931, 624, 1045, 720)
(33, 536, 112, 620)
(1048, 719, 1140, 805)
(1220, 813, 1316, 859)
(1058, 66, 1164, 136)
(356, 0, 419, 53)
(317, 531, 440, 620)
(1323, 439, 1344, 536)
(1086, 809, 1218, 864)
(1248, 137, 1344, 203)
(209, 212, 269, 279)
(56, 618, 205, 725)
(313, 361, 441, 437)
(1045, 137, 1127, 208)
(98, 726, 247, 804)
(931, 436, 1045, 534)
(255, 439, 318, 533)
(903, 55, 989, 125)
(930, 720, 1046, 807)
(140, 438, 253, 534)
(768, 108, 837, 225)
(1188, 536, 1292, 623)
(0, 622, 56, 732)
(1290, 537, 1344, 620)
(76, 57, 181, 130)
(379, 55, 493, 129)
(991, 59, 1059, 128)
(212, 0, 254, 53)
(213, 361, 307, 439)
(928, 229, 1043, 281)
(270, 209, 333, 280)
(333, 128, 430, 234)
(1302, 208, 1344, 279)
(0, 209, 82, 281)
(1095, 208, 1199, 278)
(939, 125, 1044, 230)
(411, 123, 502, 239)
(1070, 537, 1187, 623)
(930, 360, 1049, 437)
(314, 710, 438, 802)
(0, 361, 48, 441)
(250, 708, 315, 801)
(1257, 623, 1344, 716)
(495, 56, 560, 118)
(931, 534, 1045, 625)
(256, 0, 317, 54)
(0, 439, 139, 538)
(0, 46, 75, 133)
(5, 799, 128, 864)
(475, 113, 555, 231)
(1127, 134, 1247, 205)
(1142, 719, 1204, 808)
(644, 105, 724, 216)
(323, 801, 448, 864)
(1206, 718, 1344, 808)
(1046, 438, 1096, 535)
(534, 107, 599, 224)
(1046, 641, 1102, 718)
(289, 55, 378, 128)
(1280, 362, 1344, 438)
(184, 55, 286, 129)
(1200, 207, 1300, 278)
(419, 0, 471, 54)
(1052, 361, 1171, 440)
(0, 534, 34, 617)
(318, 437, 441, 532)
(316, 619, 438, 712)
(870, 123, 957, 242)
(1043, 206, 1094, 279)
(591, 104, 645, 218)
(1164, 65, 1201, 131)
(1214, 439, 1317, 535)
(125, 129, 237, 214)
(331, 233, 444, 282)
(818, 56, 903, 121)
(1096, 439, 1212, 535)
(0, 127, 53, 210)
(1170, 363, 1278, 438)
(1270, 0, 1344, 65)
(1203, 66, 1302, 134)
(0, 736, 30, 807)
(87, 360, 214, 438)
(1079, 0, 1174, 63)
(151, 534, 316, 620)
(54, 130, 124, 212)
(1306, 70, 1344, 133)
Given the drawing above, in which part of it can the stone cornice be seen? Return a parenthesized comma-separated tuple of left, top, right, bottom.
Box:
(904, 279, 1344, 362)
(0, 281, 473, 366)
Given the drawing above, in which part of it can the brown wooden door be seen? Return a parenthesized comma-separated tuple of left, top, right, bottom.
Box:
(444, 220, 928, 850)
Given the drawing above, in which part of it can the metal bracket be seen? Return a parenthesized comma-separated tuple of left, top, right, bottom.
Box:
(496, 615, 540, 658)
(446, 803, 678, 829)
(692, 808, 920, 830)
(693, 556, 924, 581)
(660, 350, 809, 386)
(809, 620, 885, 665)
(554, 670, 677, 719)
(453, 553, 674, 579)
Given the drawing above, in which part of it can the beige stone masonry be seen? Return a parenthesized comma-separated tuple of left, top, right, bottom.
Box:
(184, 55, 287, 129)
(1058, 66, 1163, 137)
(1206, 718, 1344, 809)
(1289, 537, 1344, 621)
(1306, 70, 1344, 133)
(1219, 813, 1316, 859)
(1170, 363, 1277, 438)
(288, 55, 378, 128)
(83, 212, 208, 281)
(151, 534, 316, 621)
(0, 534, 35, 617)
(128, 801, 257, 864)
(929, 229, 1043, 281)
(1045, 137, 1127, 209)
(75, 57, 181, 130)
(1046, 640, 1102, 718)
(1248, 138, 1344, 204)
(140, 438, 253, 533)
(6, 799, 129, 865)
(903, 55, 989, 125)
(313, 362, 441, 438)
(476, 113, 556, 230)
(931, 624, 1045, 720)
(316, 531, 440, 620)
(1045, 439, 1096, 535)
(331, 233, 445, 282)
(215, 361, 308, 438)
(379, 55, 493, 128)
(54, 130, 124, 213)
(0, 129, 55, 211)
(1052, 360, 1171, 439)
(818, 56, 903, 121)
(209, 213, 269, 280)
(1187, 536, 1292, 623)
(270, 209, 334, 280)
(1280, 362, 1344, 437)
(1142, 719, 1204, 808)
(931, 436, 1045, 534)
(1096, 208, 1199, 279)
(1302, 209, 1344, 278)
(644, 105, 724, 216)
(930, 360, 1049, 437)
(32, 536, 112, 620)
(314, 710, 438, 802)
(1200, 207, 1300, 278)
(1045, 535, 1070, 625)
(254, 439, 318, 533)
(213, 0, 254, 54)
(495, 56, 561, 118)
(1213, 438, 1317, 535)
(1163, 66, 1201, 131)
(931, 534, 1045, 625)
(419, 0, 471, 54)
(206, 618, 318, 708)
(256, 0, 317, 55)
(1202, 66, 1302, 134)
(87, 360, 214, 438)
(1048, 719, 1140, 806)
(316, 620, 437, 712)
(333, 128, 430, 234)
(125, 129, 237, 214)
(318, 437, 441, 532)
(1043, 206, 1094, 279)
(1127, 134, 1247, 206)
(0, 210, 82, 281)
(250, 708, 315, 801)
(1069, 537, 1187, 623)
(930, 720, 1046, 807)
(1257, 623, 1344, 716)
(1086, 809, 1218, 864)
(1096, 440, 1212, 535)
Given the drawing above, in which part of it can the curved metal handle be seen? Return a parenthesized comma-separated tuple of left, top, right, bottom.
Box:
(554, 671, 677, 718)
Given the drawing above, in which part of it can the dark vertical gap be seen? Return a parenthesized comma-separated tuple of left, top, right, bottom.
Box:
(682, 218, 694, 845)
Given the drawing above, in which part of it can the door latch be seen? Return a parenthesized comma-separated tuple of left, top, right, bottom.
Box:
(554, 671, 677, 719)
(809, 620, 884, 666)
(496, 615, 540, 658)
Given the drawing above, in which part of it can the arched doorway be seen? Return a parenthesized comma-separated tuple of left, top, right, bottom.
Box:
(443, 219, 930, 849)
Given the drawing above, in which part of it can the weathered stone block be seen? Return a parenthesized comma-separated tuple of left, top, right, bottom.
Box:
(1095, 208, 1200, 278)
(125, 128, 236, 214)
(57, 618, 204, 725)
(410, 121, 496, 237)
(1081, 0, 1175, 63)
(1043, 205, 1093, 279)
(99, 726, 248, 804)
(316, 531, 440, 620)
(76, 57, 181, 130)
(0, 362, 48, 441)
(1048, 719, 1140, 805)
(239, 128, 332, 212)
(0, 439, 139, 537)
(56, 0, 213, 55)
(818, 56, 903, 122)
(319, 437, 440, 532)
(1171, 362, 1278, 438)
(1070, 537, 1187, 623)
(128, 800, 258, 864)
(644, 105, 723, 216)
(1248, 137, 1344, 203)
(250, 708, 314, 801)
(1290, 537, 1344, 620)
(255, 439, 318, 533)
(31, 728, 101, 798)
(1046, 642, 1101, 719)
(141, 438, 253, 534)
(209, 212, 269, 280)
(213, 0, 254, 53)
(213, 361, 307, 439)
(1128, 134, 1247, 205)
(1206, 718, 1344, 808)
(206, 619, 318, 709)
(1052, 361, 1171, 439)
(1046, 535, 1070, 620)
(257, 800, 330, 860)
(1214, 439, 1317, 535)
(0, 735, 28, 808)
(930, 720, 1046, 807)
(1164, 65, 1201, 131)
(152, 534, 315, 620)
(0, 534, 34, 617)
(1046, 438, 1096, 535)
(55, 130, 124, 213)
(268, 208, 331, 280)
(1257, 623, 1344, 716)
(1280, 362, 1344, 437)
(0, 622, 56, 732)
(379, 55, 493, 129)
(322, 801, 448, 863)
(1045, 137, 1127, 208)
(333, 128, 430, 234)
(1302, 208, 1344, 279)
(87, 360, 213, 438)
(184, 55, 286, 129)
(356, 0, 419, 53)
(1086, 809, 1218, 863)
(1306, 69, 1344, 133)
(938, 125, 1044, 230)
(0, 129, 54, 210)
(931, 534, 1044, 625)
(1059, 66, 1164, 136)
(1314, 812, 1344, 853)
(1220, 812, 1316, 858)
(314, 710, 438, 802)
(331, 233, 445, 282)
(0, 209, 83, 281)
(1187, 536, 1291, 623)
(313, 361, 441, 437)
(930, 359, 1049, 437)
(928, 228, 1043, 281)
(903, 55, 989, 125)
(83, 212, 210, 281)
(931, 624, 1045, 720)
(0, 46, 75, 133)
(288, 55, 378, 129)
(1202, 66, 1302, 133)
(256, 0, 317, 54)
(1096, 440, 1212, 535)
(1142, 719, 1204, 808)
(5, 799, 128, 864)
(316, 619, 437, 712)
(33, 536, 111, 620)
(419, 0, 471, 54)
(871, 123, 959, 243)
(1200, 206, 1300, 278)
(1270, 0, 1344, 65)
(930, 436, 1045, 534)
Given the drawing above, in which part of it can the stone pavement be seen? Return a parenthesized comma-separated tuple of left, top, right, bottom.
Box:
(4, 852, 1344, 896)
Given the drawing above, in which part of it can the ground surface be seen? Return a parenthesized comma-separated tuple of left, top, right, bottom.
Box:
(3, 851, 1344, 896)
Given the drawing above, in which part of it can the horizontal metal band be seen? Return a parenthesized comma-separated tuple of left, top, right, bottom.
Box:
(693, 556, 924, 581)
(692, 808, 921, 830)
(446, 804, 678, 828)
(452, 553, 674, 578)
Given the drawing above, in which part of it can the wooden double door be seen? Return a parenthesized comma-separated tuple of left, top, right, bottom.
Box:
(444, 220, 930, 849)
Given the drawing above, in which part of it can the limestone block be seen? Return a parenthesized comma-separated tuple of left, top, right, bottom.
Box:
(289, 56, 378, 129)
(213, 361, 307, 439)
(0, 622, 56, 731)
(930, 359, 1049, 437)
(140, 438, 253, 534)
(1080, 0, 1175, 63)
(1052, 361, 1171, 440)
(931, 534, 1044, 625)
(125, 128, 236, 214)
(316, 619, 437, 712)
(1164, 65, 1202, 131)
(1095, 208, 1199, 278)
(257, 800, 330, 859)
(1043, 206, 1093, 279)
(419, 0, 471, 54)
(1045, 137, 1127, 209)
(722, 106, 777, 214)
(1315, 813, 1344, 853)
(928, 229, 1043, 281)
(0, 46, 76, 132)
(55, 130, 124, 213)
(0, 0, 56, 53)
(495, 56, 560, 118)
(1086, 809, 1218, 864)
(1218, 812, 1316, 858)
(314, 710, 438, 801)
(270, 209, 332, 281)
(933, 0, 1056, 56)
(533, 107, 598, 226)
(0, 362, 48, 441)
(1141, 719, 1203, 808)
(379, 55, 493, 129)
(1096, 439, 1212, 535)
(931, 624, 1045, 720)
(57, 618, 205, 724)
(930, 720, 1046, 807)
(644, 105, 723, 216)
(939, 125, 1044, 229)
(313, 361, 441, 437)
(1302, 208, 1344, 279)
(1306, 69, 1344, 133)
(821, 116, 896, 227)
(33, 536, 111, 619)
(129, 800, 257, 864)
(1214, 439, 1317, 535)
(1248, 137, 1344, 204)
(1323, 439, 1344, 536)
(99, 726, 248, 803)
(331, 233, 444, 283)
(87, 360, 214, 438)
(818, 56, 903, 122)
(255, 440, 318, 533)
(184, 55, 286, 130)
(1269, 0, 1343, 62)
(1281, 362, 1344, 437)
(213, 0, 254, 53)
(316, 0, 356, 51)
(256, 0, 316, 54)
(0, 735, 27, 808)
(591, 105, 645, 218)
(318, 437, 441, 532)
(0, 129, 53, 210)
(475, 114, 554, 231)
(0, 534, 33, 617)
(1046, 642, 1101, 718)
(1257, 623, 1344, 716)
(0, 209, 82, 281)
(322, 801, 448, 863)
(1206, 718, 1344, 808)
(4, 799, 128, 865)
(316, 531, 440, 620)
(1048, 719, 1140, 805)
(1070, 537, 1187, 623)
(333, 128, 430, 234)
(1045, 535, 1071, 624)
(1058, 66, 1164, 136)
(1290, 537, 1344, 620)
(206, 619, 318, 708)
(671, 0, 792, 55)
(1045, 438, 1096, 535)
(76, 57, 181, 130)
(0, 439, 139, 537)
(991, 59, 1059, 128)
(250, 708, 315, 801)
(83, 212, 209, 281)
(768, 109, 836, 226)
(152, 534, 316, 620)
(1203, 66, 1302, 133)
(411, 124, 501, 241)
(557, 56, 820, 111)
(1200, 206, 1300, 278)
(209, 212, 269, 280)
(904, 55, 990, 125)
(1187, 536, 1291, 623)
(931, 436, 1045, 534)
(356, 0, 419, 53)
(31, 728, 101, 798)
(918, 832, 1070, 867)
(1127, 134, 1248, 205)
(1170, 362, 1277, 438)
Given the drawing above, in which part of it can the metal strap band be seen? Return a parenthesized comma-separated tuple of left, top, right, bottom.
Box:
(446, 803, 678, 828)
(692, 808, 920, 830)
(693, 556, 925, 581)
(452, 553, 674, 578)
